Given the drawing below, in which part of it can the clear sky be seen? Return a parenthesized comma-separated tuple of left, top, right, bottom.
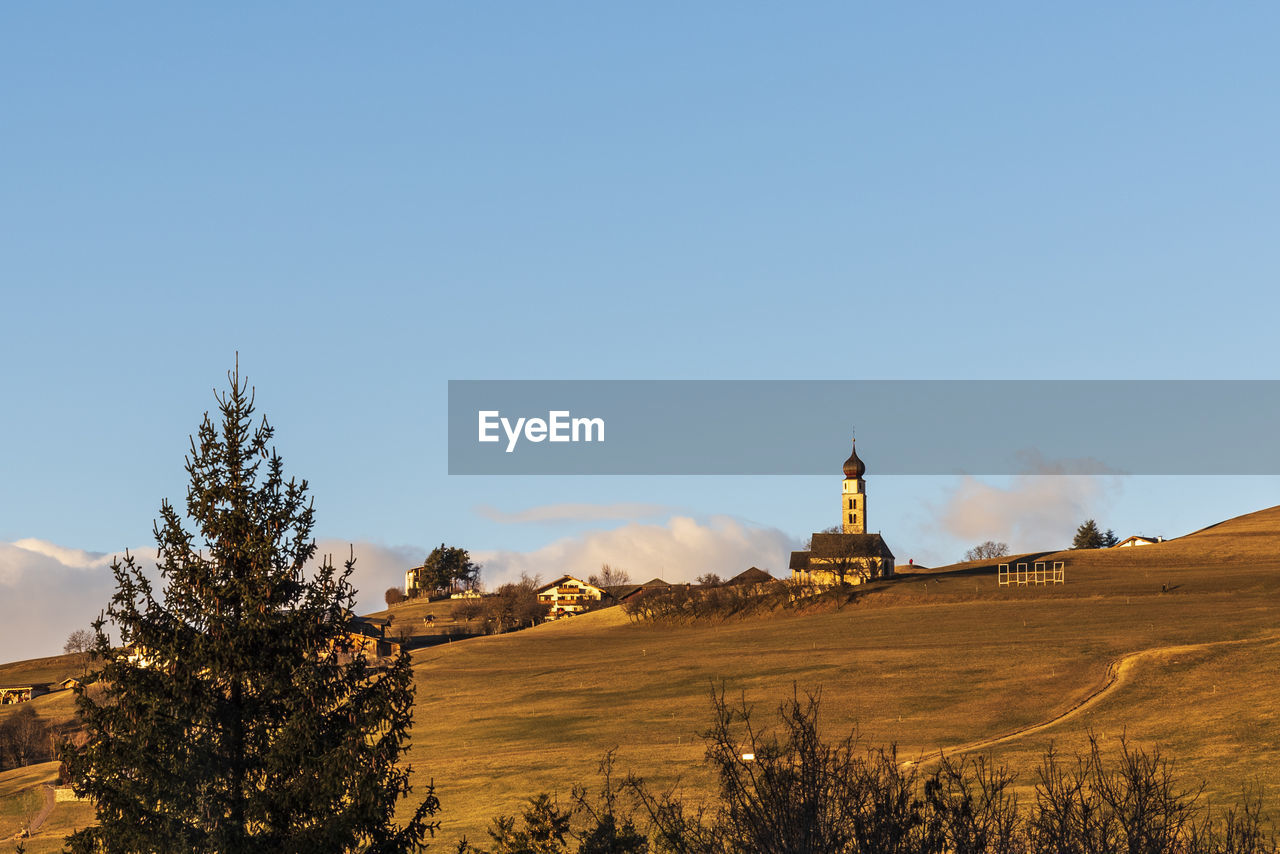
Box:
(3, 4, 1278, 660)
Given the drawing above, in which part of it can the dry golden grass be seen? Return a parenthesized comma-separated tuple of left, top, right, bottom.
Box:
(0, 689, 80, 732)
(364, 597, 484, 643)
(0, 761, 54, 838)
(400, 505, 1280, 843)
(0, 653, 84, 737)
(365, 598, 460, 622)
(0, 760, 93, 852)
(0, 653, 79, 692)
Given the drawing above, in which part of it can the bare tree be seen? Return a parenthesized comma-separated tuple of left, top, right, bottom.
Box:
(65, 628, 95, 675)
(451, 598, 483, 624)
(588, 564, 630, 588)
(476, 573, 547, 633)
(64, 628, 94, 655)
(0, 705, 50, 770)
(824, 537, 884, 585)
(384, 586, 408, 608)
(963, 541, 1010, 562)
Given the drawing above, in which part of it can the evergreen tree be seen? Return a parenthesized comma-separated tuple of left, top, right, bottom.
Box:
(418, 545, 480, 595)
(1071, 519, 1107, 549)
(63, 367, 439, 853)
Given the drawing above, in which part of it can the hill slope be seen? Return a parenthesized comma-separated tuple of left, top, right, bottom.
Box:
(5, 506, 1278, 845)
(401, 506, 1280, 842)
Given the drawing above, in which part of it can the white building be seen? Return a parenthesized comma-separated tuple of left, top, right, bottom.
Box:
(1114, 535, 1164, 548)
(536, 576, 606, 619)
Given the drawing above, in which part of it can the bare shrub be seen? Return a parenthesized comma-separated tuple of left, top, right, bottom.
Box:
(451, 597, 484, 623)
(463, 689, 1279, 854)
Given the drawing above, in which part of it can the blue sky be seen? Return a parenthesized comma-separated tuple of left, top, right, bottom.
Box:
(2, 4, 1278, 659)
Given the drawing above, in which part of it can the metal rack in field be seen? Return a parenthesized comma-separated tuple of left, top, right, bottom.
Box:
(998, 561, 1065, 586)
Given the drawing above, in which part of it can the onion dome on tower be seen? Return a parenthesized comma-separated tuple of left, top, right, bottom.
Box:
(842, 438, 865, 479)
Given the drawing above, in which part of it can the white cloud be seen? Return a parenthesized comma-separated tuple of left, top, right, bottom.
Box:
(0, 540, 125, 663)
(472, 515, 793, 587)
(0, 516, 791, 661)
(473, 502, 673, 524)
(0, 538, 421, 663)
(930, 473, 1120, 554)
(310, 539, 422, 609)
(10, 538, 117, 570)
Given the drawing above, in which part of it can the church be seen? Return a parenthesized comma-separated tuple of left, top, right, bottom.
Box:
(789, 437, 895, 586)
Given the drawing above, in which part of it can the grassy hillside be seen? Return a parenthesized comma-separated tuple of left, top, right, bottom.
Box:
(0, 653, 81, 692)
(400, 506, 1280, 843)
(0, 652, 81, 730)
(362, 596, 482, 644)
(5, 506, 1278, 847)
(0, 761, 95, 852)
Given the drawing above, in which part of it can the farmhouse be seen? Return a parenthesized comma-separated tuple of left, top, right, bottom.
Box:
(726, 566, 774, 588)
(609, 577, 676, 604)
(1114, 534, 1164, 548)
(790, 437, 895, 586)
(536, 576, 606, 619)
(322, 619, 402, 660)
(0, 684, 49, 705)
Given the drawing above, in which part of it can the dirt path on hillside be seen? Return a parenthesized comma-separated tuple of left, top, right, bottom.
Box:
(27, 785, 56, 834)
(2, 784, 55, 842)
(907, 632, 1280, 768)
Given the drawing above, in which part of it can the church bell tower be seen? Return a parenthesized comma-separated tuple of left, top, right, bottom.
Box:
(841, 436, 866, 534)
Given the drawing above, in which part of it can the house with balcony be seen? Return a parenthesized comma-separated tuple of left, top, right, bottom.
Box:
(536, 576, 606, 619)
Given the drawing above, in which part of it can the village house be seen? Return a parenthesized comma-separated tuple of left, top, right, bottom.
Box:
(1114, 534, 1164, 548)
(608, 577, 672, 604)
(790, 437, 895, 586)
(0, 684, 49, 705)
(536, 576, 606, 619)
(404, 565, 428, 598)
(122, 645, 168, 670)
(342, 618, 402, 659)
(726, 566, 774, 588)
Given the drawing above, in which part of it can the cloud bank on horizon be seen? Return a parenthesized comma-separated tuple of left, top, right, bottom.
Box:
(932, 474, 1118, 555)
(0, 538, 422, 664)
(1, 539, 127, 664)
(0, 514, 794, 662)
(472, 515, 794, 587)
(3, 474, 1122, 663)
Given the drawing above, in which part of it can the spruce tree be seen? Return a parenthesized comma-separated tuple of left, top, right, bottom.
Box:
(1071, 518, 1105, 549)
(64, 367, 439, 853)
